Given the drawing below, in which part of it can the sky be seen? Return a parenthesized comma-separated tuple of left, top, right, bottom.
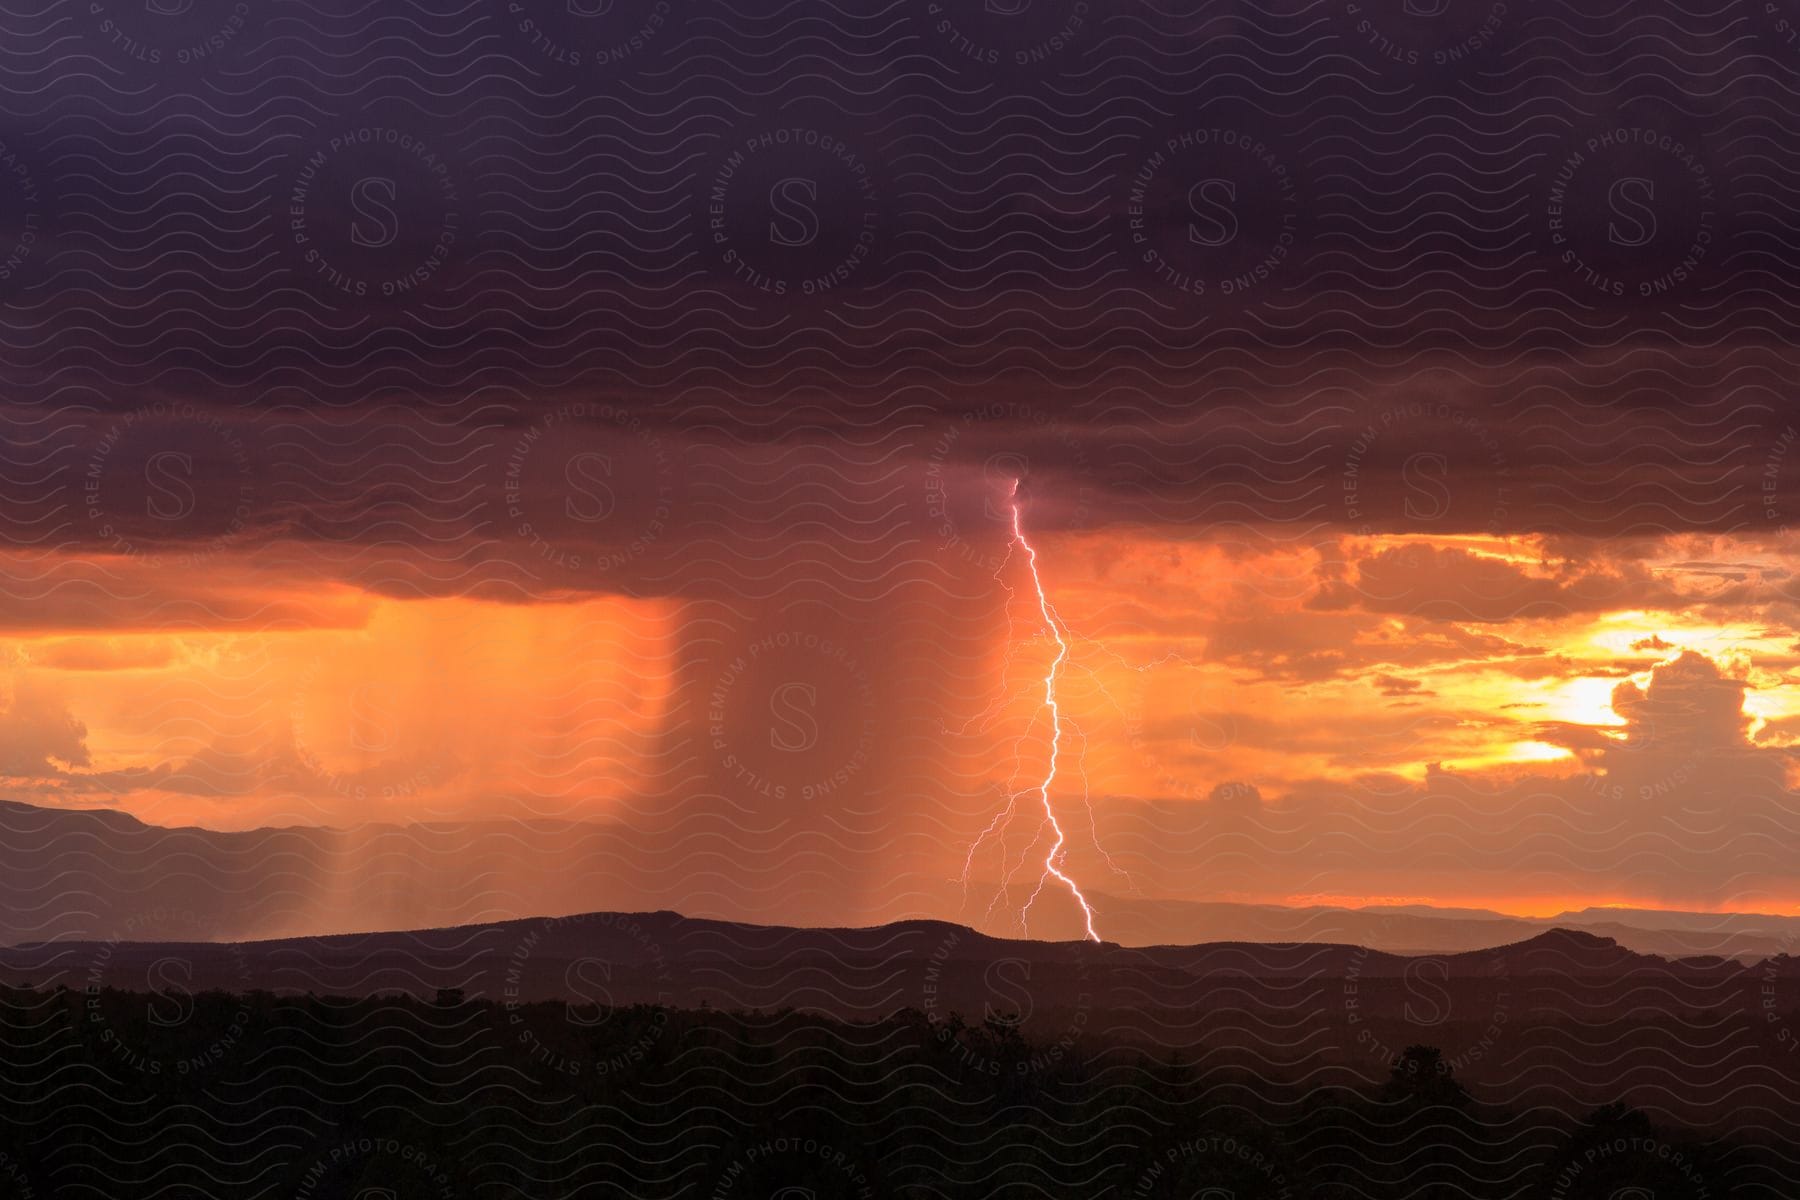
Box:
(7, 380, 1799, 935)
(1, 0, 1798, 938)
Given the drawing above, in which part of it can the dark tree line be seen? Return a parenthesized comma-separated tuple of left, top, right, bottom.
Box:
(0, 985, 1759, 1198)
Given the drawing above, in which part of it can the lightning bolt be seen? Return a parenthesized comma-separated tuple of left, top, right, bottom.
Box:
(960, 477, 1104, 943)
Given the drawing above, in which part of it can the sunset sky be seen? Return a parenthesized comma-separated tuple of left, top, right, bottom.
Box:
(3, 0, 1797, 939)
(3, 366, 1796, 937)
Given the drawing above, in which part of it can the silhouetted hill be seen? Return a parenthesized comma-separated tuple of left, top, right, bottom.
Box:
(9, 905, 1800, 1131)
(10, 910, 1800, 1137)
(0, 907, 1768, 1014)
(1087, 891, 1800, 960)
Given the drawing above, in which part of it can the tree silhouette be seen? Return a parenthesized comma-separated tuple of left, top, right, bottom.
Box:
(1378, 1043, 1471, 1108)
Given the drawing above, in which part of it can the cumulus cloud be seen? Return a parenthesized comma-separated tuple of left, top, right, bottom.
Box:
(1607, 651, 1750, 751)
(1090, 651, 1800, 909)
(0, 680, 90, 775)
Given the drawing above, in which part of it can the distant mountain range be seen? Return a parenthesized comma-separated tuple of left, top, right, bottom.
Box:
(8, 905, 1786, 1013)
(1084, 894, 1800, 961)
(3, 797, 1795, 961)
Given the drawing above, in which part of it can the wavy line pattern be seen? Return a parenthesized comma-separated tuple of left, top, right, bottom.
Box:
(2, 0, 1800, 1193)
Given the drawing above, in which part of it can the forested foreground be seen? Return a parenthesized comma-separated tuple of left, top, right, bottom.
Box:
(0, 984, 1785, 1198)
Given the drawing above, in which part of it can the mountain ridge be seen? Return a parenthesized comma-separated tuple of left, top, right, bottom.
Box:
(3, 796, 1795, 960)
